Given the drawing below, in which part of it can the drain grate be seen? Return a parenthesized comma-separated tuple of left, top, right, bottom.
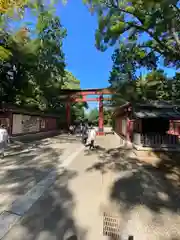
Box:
(103, 212, 134, 240)
(103, 212, 121, 239)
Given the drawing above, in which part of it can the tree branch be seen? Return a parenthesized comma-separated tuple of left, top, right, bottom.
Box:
(100, 0, 180, 59)
(171, 3, 180, 14)
(170, 19, 180, 51)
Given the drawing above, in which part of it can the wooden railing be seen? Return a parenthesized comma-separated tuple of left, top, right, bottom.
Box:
(140, 134, 179, 147)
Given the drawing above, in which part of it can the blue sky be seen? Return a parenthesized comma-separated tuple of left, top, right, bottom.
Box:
(57, 0, 114, 109)
(57, 1, 177, 108)
(10, 0, 178, 109)
(57, 0, 114, 90)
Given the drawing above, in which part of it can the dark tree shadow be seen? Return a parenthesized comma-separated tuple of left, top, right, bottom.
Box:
(110, 163, 180, 213)
(0, 134, 87, 240)
(86, 142, 180, 239)
(84, 145, 106, 156)
(86, 146, 139, 173)
(153, 151, 180, 187)
(3, 169, 87, 240)
(86, 144, 180, 213)
(8, 134, 81, 157)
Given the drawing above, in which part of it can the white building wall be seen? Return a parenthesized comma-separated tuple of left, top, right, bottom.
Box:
(12, 114, 23, 134)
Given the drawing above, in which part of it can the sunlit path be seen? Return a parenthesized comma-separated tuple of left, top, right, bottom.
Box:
(1, 132, 180, 240)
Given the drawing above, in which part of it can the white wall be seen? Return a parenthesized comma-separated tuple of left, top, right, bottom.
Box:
(12, 114, 23, 134)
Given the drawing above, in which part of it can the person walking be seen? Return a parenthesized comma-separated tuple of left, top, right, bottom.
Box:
(86, 124, 96, 149)
(81, 122, 88, 144)
(0, 125, 9, 159)
(69, 124, 74, 135)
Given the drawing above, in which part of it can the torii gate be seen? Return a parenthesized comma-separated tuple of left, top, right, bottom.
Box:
(64, 88, 113, 135)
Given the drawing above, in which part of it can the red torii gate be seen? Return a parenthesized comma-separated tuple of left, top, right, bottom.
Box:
(65, 88, 113, 135)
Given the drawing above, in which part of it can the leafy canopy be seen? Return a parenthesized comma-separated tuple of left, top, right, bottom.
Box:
(84, 0, 180, 68)
(108, 40, 177, 105)
(0, 9, 86, 122)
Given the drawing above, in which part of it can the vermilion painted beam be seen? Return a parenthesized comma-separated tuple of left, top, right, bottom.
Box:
(71, 97, 111, 102)
(70, 89, 113, 98)
(80, 90, 112, 95)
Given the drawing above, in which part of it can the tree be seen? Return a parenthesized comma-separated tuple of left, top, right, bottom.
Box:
(104, 108, 112, 126)
(62, 71, 81, 89)
(109, 42, 157, 90)
(86, 107, 112, 125)
(145, 70, 171, 101)
(0, 0, 26, 14)
(84, 0, 180, 68)
(0, 27, 38, 104)
(0, 9, 67, 108)
(110, 70, 172, 106)
(0, 1, 86, 126)
(109, 42, 157, 105)
(88, 108, 99, 125)
(0, 0, 67, 61)
(0, 10, 85, 121)
(31, 10, 67, 110)
(108, 39, 174, 105)
(172, 72, 180, 103)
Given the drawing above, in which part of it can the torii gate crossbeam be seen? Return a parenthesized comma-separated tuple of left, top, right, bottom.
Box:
(65, 88, 113, 135)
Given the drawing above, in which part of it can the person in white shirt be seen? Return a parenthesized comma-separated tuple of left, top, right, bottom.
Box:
(86, 124, 96, 149)
(0, 125, 9, 158)
(69, 124, 74, 135)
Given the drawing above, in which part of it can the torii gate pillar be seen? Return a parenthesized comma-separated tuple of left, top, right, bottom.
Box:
(66, 101, 71, 128)
(97, 94, 104, 135)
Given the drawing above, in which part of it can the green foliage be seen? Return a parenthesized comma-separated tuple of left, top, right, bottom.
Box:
(0, 9, 85, 122)
(110, 69, 180, 106)
(103, 108, 112, 126)
(62, 71, 80, 89)
(88, 108, 99, 125)
(172, 72, 180, 102)
(108, 41, 179, 105)
(86, 107, 112, 126)
(109, 42, 158, 92)
(84, 0, 180, 68)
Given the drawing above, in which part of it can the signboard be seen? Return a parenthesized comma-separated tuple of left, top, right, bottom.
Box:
(22, 115, 40, 133)
(12, 114, 40, 134)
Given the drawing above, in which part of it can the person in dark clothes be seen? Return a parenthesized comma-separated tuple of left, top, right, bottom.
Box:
(81, 122, 88, 144)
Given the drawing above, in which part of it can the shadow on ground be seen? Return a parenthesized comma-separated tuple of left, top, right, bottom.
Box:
(8, 134, 81, 157)
(86, 145, 180, 212)
(86, 144, 180, 239)
(4, 169, 87, 240)
(85, 146, 136, 173)
(1, 134, 87, 240)
(0, 144, 62, 212)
